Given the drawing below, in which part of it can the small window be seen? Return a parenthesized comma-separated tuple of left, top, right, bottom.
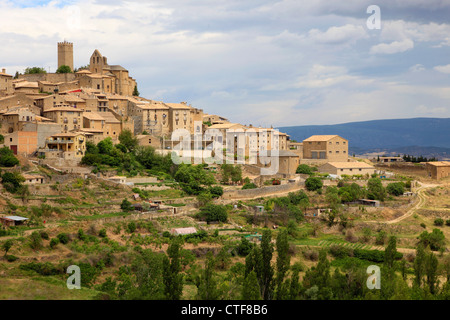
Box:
(10, 138, 12, 142)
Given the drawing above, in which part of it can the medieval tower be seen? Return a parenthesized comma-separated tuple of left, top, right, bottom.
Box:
(57, 41, 74, 72)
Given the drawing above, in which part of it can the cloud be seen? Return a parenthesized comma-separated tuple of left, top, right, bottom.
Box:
(434, 64, 450, 74)
(370, 39, 414, 54)
(409, 64, 425, 72)
(308, 24, 368, 45)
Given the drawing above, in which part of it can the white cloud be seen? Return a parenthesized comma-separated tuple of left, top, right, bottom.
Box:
(308, 24, 368, 45)
(409, 64, 425, 72)
(370, 39, 414, 54)
(434, 64, 450, 74)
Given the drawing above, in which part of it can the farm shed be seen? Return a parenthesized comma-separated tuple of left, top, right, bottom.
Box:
(171, 227, 197, 236)
(0, 216, 29, 227)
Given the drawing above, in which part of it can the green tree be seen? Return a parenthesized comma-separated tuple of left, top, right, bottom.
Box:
(198, 204, 228, 223)
(2, 240, 13, 256)
(133, 85, 140, 96)
(196, 252, 220, 300)
(24, 67, 46, 74)
(56, 65, 72, 73)
(386, 182, 405, 196)
(419, 228, 446, 251)
(296, 164, 313, 175)
(275, 229, 290, 299)
(367, 178, 386, 201)
(1, 171, 25, 193)
(305, 177, 323, 192)
(163, 238, 184, 300)
(119, 129, 138, 152)
(384, 236, 397, 270)
(29, 231, 43, 251)
(414, 243, 426, 288)
(425, 250, 439, 294)
(97, 137, 114, 155)
(241, 271, 261, 300)
(260, 229, 274, 300)
(121, 199, 134, 212)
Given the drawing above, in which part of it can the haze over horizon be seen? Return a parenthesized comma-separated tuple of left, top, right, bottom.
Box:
(1, 0, 450, 127)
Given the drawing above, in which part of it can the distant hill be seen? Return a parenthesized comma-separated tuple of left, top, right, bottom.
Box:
(278, 118, 450, 159)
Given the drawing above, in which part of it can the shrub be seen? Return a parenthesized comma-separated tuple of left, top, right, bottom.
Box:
(329, 245, 352, 259)
(296, 164, 313, 175)
(242, 183, 257, 190)
(29, 231, 43, 250)
(6, 255, 18, 262)
(198, 204, 228, 223)
(99, 229, 107, 238)
(420, 223, 426, 229)
(127, 221, 136, 233)
(120, 199, 134, 212)
(386, 182, 405, 196)
(208, 186, 224, 198)
(236, 237, 253, 257)
(419, 229, 446, 251)
(49, 237, 59, 249)
(305, 177, 323, 192)
(434, 218, 444, 227)
(302, 249, 319, 261)
(375, 230, 387, 246)
(40, 231, 49, 240)
(446, 220, 450, 227)
(57, 233, 69, 245)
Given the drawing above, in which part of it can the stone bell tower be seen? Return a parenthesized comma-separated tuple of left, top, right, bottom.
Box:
(57, 41, 74, 72)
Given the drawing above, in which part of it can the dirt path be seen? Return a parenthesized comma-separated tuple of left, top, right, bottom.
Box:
(365, 182, 437, 225)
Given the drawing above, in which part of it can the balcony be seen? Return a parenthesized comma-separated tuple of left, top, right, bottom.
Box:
(46, 139, 75, 144)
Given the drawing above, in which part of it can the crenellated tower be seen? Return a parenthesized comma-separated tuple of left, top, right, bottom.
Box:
(58, 41, 74, 72)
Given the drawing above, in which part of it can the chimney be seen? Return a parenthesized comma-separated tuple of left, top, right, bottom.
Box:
(1, 68, 5, 74)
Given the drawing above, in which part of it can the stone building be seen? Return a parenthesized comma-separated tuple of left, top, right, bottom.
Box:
(318, 162, 376, 177)
(58, 41, 74, 72)
(43, 105, 83, 132)
(425, 161, 450, 179)
(303, 135, 349, 162)
(0, 69, 13, 97)
(89, 49, 137, 96)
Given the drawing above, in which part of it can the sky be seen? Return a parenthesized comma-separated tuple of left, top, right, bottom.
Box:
(1, 0, 450, 127)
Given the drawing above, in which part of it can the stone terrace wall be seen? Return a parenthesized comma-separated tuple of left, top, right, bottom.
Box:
(222, 181, 304, 200)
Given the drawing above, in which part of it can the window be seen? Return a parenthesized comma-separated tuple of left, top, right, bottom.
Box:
(336, 151, 339, 153)
(336, 142, 339, 145)
(149, 139, 152, 144)
(10, 138, 12, 142)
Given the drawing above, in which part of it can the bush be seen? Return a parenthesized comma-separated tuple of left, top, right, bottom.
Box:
(296, 164, 313, 175)
(419, 229, 446, 251)
(40, 231, 49, 240)
(303, 249, 319, 261)
(208, 186, 224, 198)
(236, 237, 253, 257)
(446, 220, 450, 227)
(99, 229, 107, 238)
(49, 238, 59, 249)
(420, 223, 426, 229)
(386, 182, 405, 196)
(120, 199, 134, 212)
(305, 177, 323, 192)
(6, 255, 18, 262)
(198, 204, 228, 223)
(127, 221, 137, 233)
(29, 231, 43, 250)
(434, 218, 444, 227)
(57, 233, 69, 245)
(329, 245, 352, 259)
(242, 183, 257, 190)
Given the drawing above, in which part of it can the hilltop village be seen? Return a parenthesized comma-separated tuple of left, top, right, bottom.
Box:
(0, 42, 450, 301)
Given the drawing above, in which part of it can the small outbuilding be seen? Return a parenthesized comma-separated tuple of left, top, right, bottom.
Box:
(0, 216, 29, 227)
(171, 227, 197, 236)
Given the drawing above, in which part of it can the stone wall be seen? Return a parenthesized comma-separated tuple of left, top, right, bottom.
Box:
(222, 180, 305, 200)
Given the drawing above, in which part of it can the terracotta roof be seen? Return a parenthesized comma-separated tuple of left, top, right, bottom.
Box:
(426, 161, 450, 167)
(0, 72, 12, 77)
(165, 103, 192, 110)
(323, 162, 375, 169)
(44, 107, 83, 113)
(50, 132, 84, 138)
(83, 112, 105, 121)
(209, 123, 245, 130)
(76, 70, 92, 74)
(303, 135, 344, 142)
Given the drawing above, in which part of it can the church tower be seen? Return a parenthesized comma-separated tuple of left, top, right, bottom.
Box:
(58, 41, 74, 72)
